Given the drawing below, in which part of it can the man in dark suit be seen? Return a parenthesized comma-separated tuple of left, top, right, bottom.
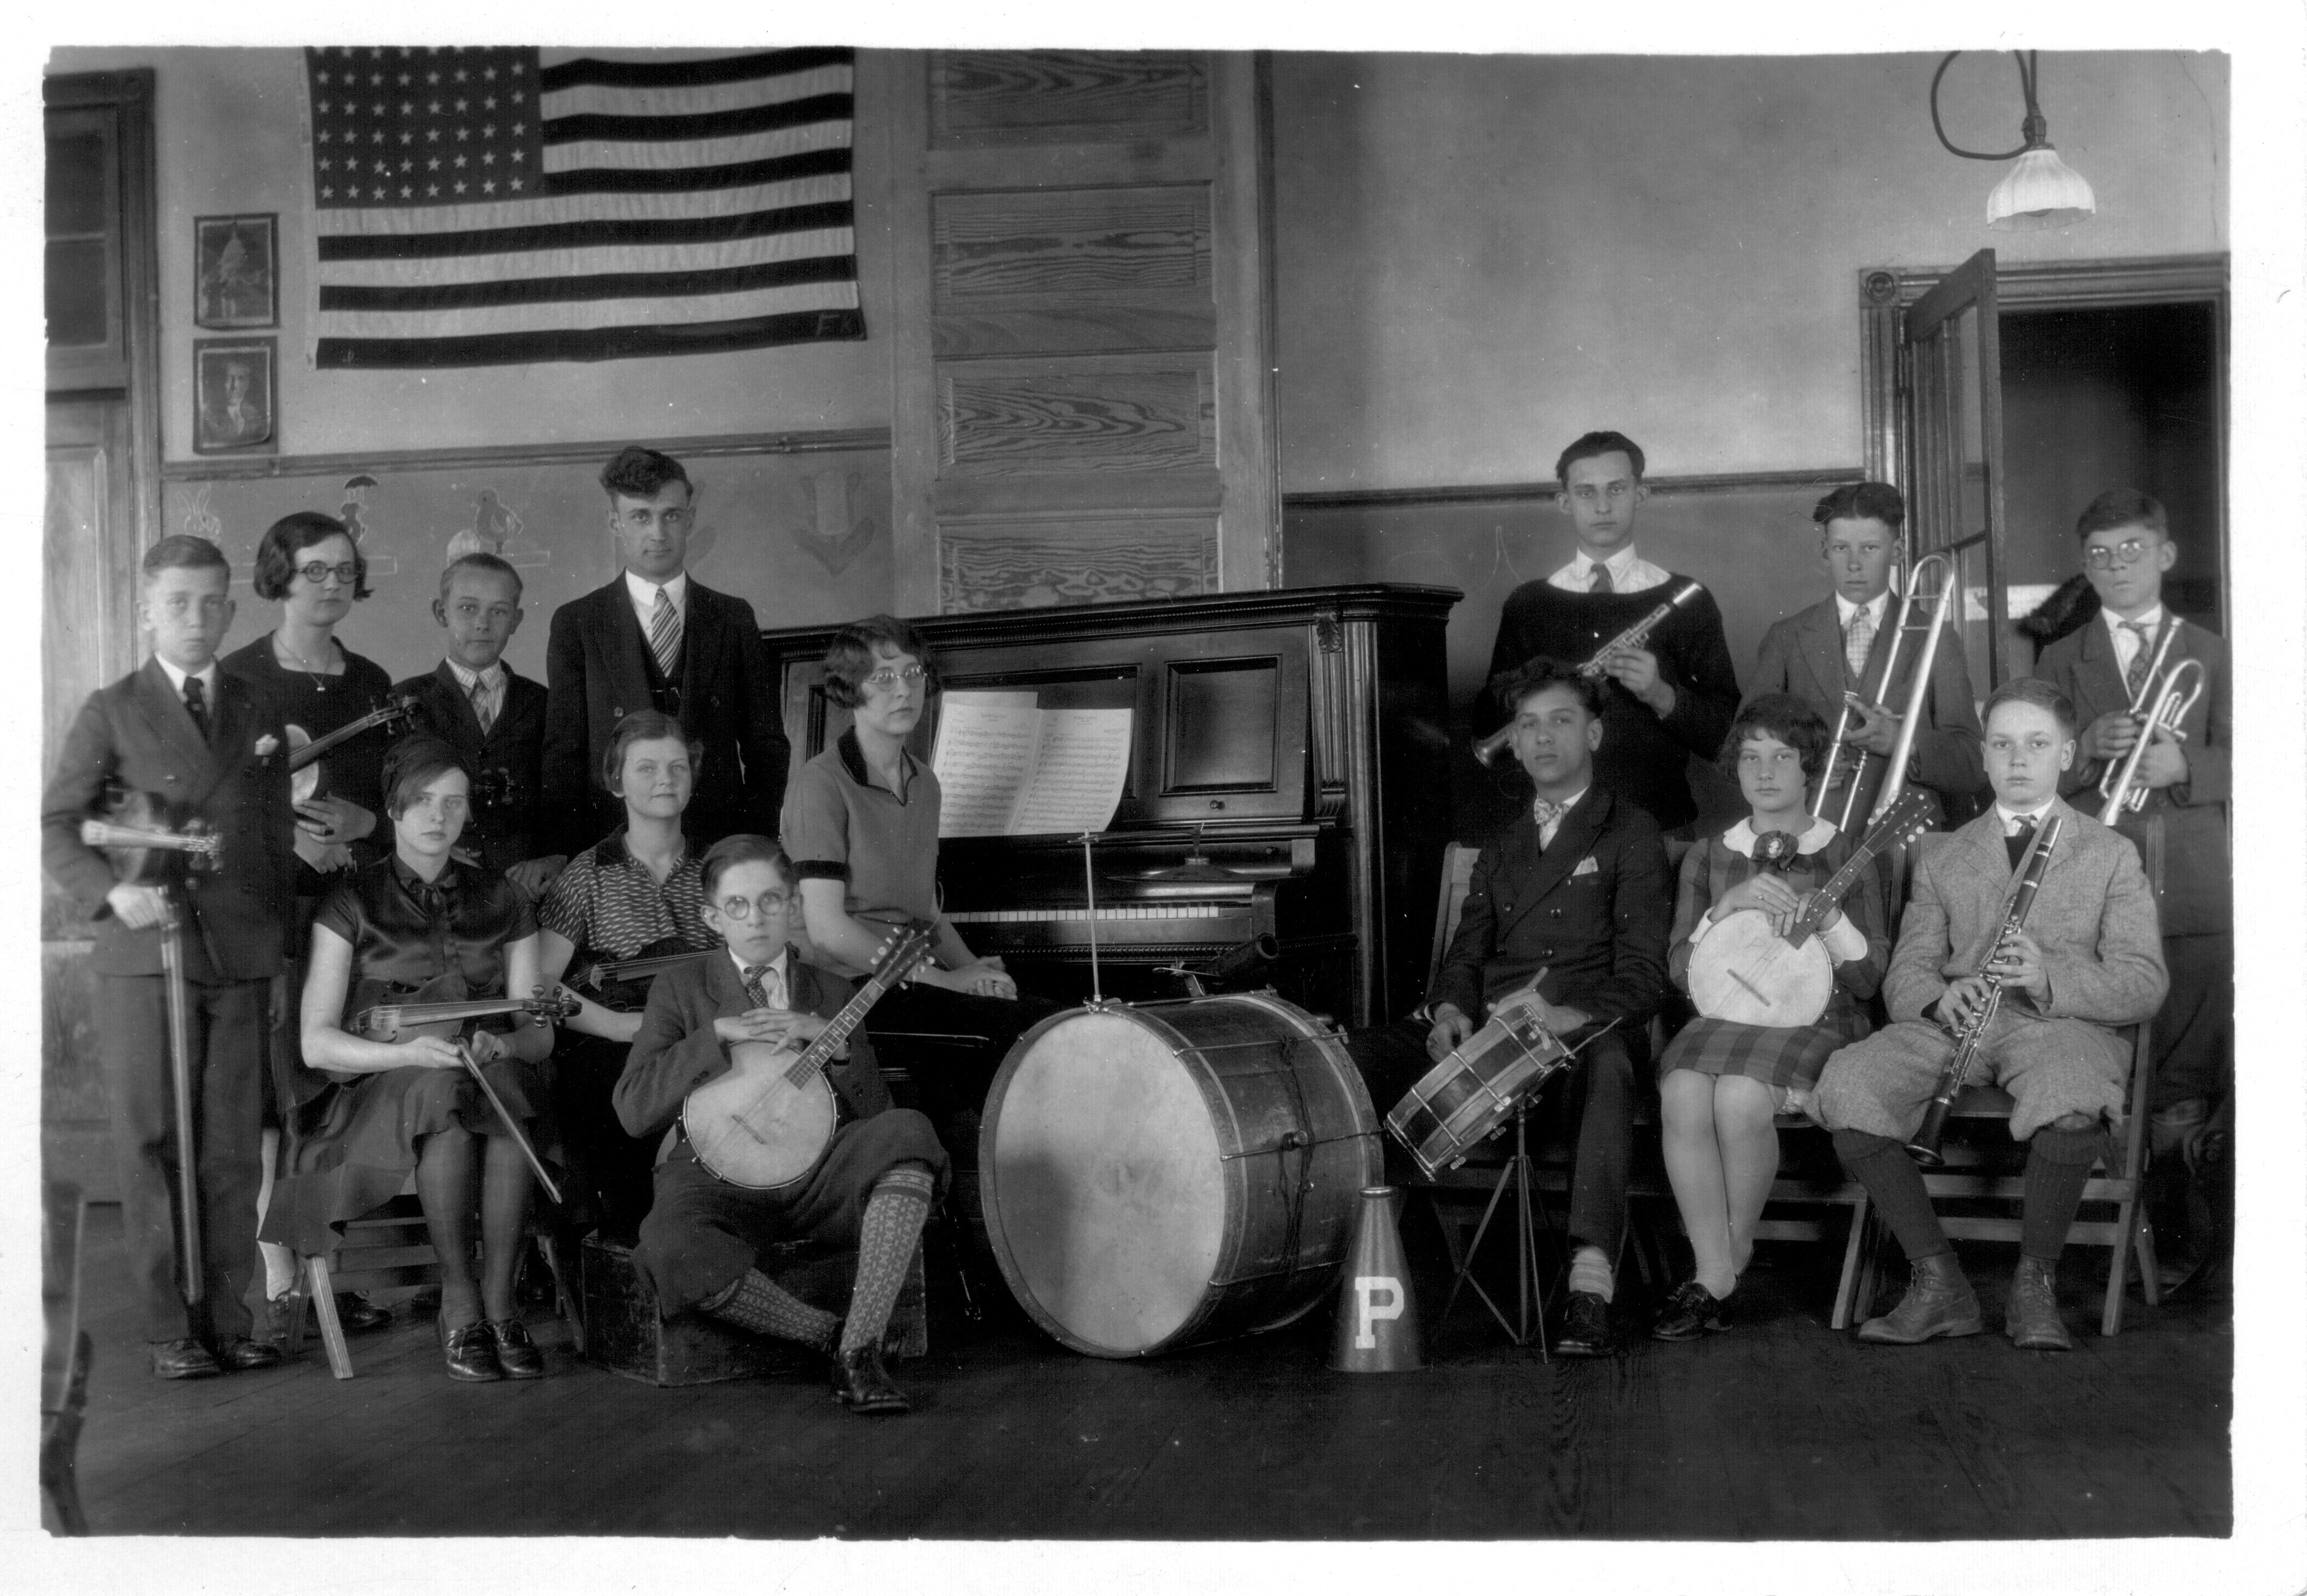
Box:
(541, 446, 790, 862)
(393, 552, 554, 891)
(1348, 656, 1672, 1354)
(1747, 481, 1985, 831)
(2031, 488, 2231, 1289)
(42, 536, 294, 1378)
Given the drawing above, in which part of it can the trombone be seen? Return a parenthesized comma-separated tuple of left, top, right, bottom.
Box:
(1812, 552, 1955, 832)
(2097, 649, 2205, 822)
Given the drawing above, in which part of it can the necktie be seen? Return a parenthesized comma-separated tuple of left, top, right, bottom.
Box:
(648, 587, 683, 681)
(1845, 605, 1876, 683)
(742, 962, 785, 1012)
(1588, 563, 1614, 594)
(1533, 797, 1568, 838)
(468, 674, 497, 733)
(182, 676, 211, 742)
(2121, 621, 2155, 697)
(2004, 813, 2038, 871)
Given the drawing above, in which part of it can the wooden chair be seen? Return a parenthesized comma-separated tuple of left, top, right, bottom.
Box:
(41, 1181, 92, 1536)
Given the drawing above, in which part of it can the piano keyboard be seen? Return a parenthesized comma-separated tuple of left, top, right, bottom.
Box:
(947, 905, 1234, 924)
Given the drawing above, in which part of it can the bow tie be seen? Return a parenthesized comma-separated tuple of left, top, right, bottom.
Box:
(1533, 797, 1571, 830)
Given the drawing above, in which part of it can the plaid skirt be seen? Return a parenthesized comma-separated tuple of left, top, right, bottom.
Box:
(1658, 1010, 1868, 1095)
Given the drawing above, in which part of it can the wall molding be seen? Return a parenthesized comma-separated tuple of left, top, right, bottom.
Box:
(160, 425, 894, 484)
(1285, 465, 1864, 512)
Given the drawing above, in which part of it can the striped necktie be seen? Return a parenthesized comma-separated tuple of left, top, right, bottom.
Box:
(468, 674, 497, 733)
(1845, 604, 1876, 682)
(2121, 621, 2155, 697)
(742, 962, 785, 1011)
(648, 587, 683, 681)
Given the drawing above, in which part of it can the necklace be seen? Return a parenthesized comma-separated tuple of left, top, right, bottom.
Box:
(275, 634, 336, 693)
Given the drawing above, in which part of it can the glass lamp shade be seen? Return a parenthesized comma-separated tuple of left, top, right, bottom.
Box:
(1987, 144, 2096, 231)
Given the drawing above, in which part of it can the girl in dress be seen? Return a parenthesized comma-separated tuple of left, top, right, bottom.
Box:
(264, 737, 559, 1381)
(1652, 693, 1889, 1340)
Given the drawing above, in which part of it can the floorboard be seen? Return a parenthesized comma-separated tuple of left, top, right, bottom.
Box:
(61, 1205, 2231, 1541)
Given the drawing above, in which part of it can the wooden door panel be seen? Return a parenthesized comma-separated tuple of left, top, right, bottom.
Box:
(940, 515, 1218, 611)
(940, 363, 1215, 476)
(928, 51, 1208, 146)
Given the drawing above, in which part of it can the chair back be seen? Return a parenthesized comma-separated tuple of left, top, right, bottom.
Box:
(1425, 842, 1482, 993)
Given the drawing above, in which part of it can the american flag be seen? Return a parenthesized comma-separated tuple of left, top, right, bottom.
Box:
(303, 45, 864, 368)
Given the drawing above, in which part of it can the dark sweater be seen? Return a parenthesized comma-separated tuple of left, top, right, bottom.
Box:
(1483, 577, 1740, 832)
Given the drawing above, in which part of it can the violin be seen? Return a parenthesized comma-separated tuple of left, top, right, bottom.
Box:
(346, 967, 578, 1044)
(79, 785, 223, 885)
(565, 935, 721, 1013)
(287, 693, 420, 804)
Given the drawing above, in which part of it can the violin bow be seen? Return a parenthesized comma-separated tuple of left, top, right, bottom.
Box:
(453, 1039, 563, 1206)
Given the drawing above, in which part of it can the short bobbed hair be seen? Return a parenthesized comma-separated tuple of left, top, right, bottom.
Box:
(143, 534, 231, 581)
(599, 446, 691, 503)
(602, 709, 703, 794)
(1489, 656, 1605, 723)
(700, 833, 791, 902)
(382, 735, 472, 819)
(1553, 430, 1646, 486)
(2075, 488, 2168, 542)
(1982, 676, 2078, 739)
(1811, 481, 1906, 534)
(253, 511, 372, 602)
(821, 614, 941, 710)
(1718, 692, 1832, 782)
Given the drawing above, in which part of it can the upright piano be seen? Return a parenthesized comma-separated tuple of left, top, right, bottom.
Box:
(761, 584, 1460, 1029)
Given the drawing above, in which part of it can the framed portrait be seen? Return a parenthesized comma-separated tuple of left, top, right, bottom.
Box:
(192, 336, 277, 456)
(193, 213, 277, 330)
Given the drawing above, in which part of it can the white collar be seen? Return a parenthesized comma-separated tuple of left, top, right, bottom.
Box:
(1994, 801, 2057, 830)
(1576, 545, 1641, 582)
(624, 569, 689, 610)
(445, 658, 506, 693)
(154, 657, 218, 696)
(1833, 590, 1890, 628)
(1722, 815, 1839, 857)
(726, 945, 789, 986)
(2102, 603, 2166, 640)
(1534, 784, 1590, 818)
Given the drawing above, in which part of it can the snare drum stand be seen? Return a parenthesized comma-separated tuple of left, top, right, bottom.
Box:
(1440, 1095, 1563, 1358)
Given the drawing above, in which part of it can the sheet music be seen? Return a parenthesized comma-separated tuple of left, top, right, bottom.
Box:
(1010, 708, 1133, 835)
(932, 692, 1040, 838)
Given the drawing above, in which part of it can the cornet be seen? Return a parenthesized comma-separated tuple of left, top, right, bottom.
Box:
(1812, 552, 1955, 831)
(2097, 652, 2205, 822)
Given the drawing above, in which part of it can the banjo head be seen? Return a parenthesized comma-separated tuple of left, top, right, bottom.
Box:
(1686, 909, 1835, 1027)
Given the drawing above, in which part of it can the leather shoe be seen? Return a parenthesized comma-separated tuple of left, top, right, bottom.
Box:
(1857, 1252, 1983, 1344)
(1651, 1277, 1731, 1341)
(150, 1337, 223, 1380)
(831, 1344, 911, 1414)
(336, 1292, 393, 1332)
(1555, 1290, 1615, 1357)
(2005, 1257, 2074, 1351)
(485, 1317, 547, 1380)
(439, 1316, 505, 1382)
(213, 1335, 283, 1373)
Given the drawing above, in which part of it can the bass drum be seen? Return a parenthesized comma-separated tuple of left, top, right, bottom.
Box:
(979, 992, 1380, 1359)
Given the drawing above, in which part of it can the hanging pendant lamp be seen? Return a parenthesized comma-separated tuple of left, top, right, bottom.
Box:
(1930, 51, 2097, 232)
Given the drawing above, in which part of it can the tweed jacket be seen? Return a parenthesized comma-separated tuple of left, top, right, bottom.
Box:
(1883, 798, 2167, 1030)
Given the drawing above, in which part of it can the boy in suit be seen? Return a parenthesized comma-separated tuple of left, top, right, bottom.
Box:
(393, 553, 554, 892)
(1482, 431, 1741, 833)
(541, 446, 790, 861)
(616, 835, 946, 1414)
(42, 535, 294, 1378)
(1814, 678, 2168, 1351)
(1746, 481, 1985, 830)
(1348, 656, 1672, 1354)
(2031, 489, 2231, 1287)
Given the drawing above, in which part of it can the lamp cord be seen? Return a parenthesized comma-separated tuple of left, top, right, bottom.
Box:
(1929, 51, 2043, 163)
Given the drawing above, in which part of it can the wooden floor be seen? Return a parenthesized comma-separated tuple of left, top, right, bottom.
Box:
(64, 1203, 2231, 1540)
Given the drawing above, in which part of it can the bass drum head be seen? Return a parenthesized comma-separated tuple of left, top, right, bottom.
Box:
(981, 1008, 1226, 1358)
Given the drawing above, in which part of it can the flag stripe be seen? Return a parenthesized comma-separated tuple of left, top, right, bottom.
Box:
(320, 250, 859, 312)
(314, 276, 856, 338)
(542, 120, 849, 174)
(536, 46, 853, 92)
(318, 200, 853, 262)
(316, 306, 867, 369)
(539, 144, 851, 196)
(543, 92, 852, 146)
(538, 63, 851, 120)
(317, 172, 851, 236)
(320, 223, 852, 287)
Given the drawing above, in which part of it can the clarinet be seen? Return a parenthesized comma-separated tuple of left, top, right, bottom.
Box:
(1905, 813, 2065, 1167)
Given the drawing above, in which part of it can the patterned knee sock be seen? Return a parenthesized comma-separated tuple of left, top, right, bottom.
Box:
(2021, 1123, 2108, 1263)
(700, 1269, 841, 1351)
(1568, 1244, 1615, 1302)
(839, 1162, 936, 1357)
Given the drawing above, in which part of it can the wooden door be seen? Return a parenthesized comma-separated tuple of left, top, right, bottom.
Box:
(45, 73, 161, 1200)
(886, 51, 1278, 615)
(1900, 248, 2013, 685)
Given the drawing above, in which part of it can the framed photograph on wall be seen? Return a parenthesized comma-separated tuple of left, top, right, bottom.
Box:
(193, 213, 277, 329)
(192, 336, 276, 456)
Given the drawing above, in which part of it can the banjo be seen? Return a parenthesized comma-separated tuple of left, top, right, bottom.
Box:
(682, 925, 936, 1191)
(1686, 790, 1935, 1028)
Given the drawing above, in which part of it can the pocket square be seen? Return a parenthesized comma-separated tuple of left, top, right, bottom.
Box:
(1571, 856, 1599, 877)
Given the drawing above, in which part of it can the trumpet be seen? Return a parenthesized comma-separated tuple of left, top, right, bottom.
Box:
(1474, 580, 1705, 766)
(1812, 552, 1955, 832)
(2097, 651, 2205, 822)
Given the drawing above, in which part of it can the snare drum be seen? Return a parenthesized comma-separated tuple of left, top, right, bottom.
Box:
(979, 992, 1380, 1359)
(1385, 1003, 1574, 1179)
